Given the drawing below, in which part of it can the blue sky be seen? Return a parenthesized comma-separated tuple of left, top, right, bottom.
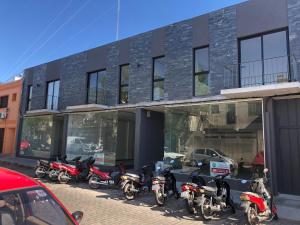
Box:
(0, 0, 246, 82)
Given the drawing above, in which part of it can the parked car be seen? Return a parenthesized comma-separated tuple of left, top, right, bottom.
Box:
(0, 167, 83, 225)
(67, 136, 102, 155)
(189, 148, 238, 175)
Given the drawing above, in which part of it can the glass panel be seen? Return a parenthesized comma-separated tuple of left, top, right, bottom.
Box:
(47, 82, 54, 110)
(195, 47, 209, 73)
(66, 112, 118, 166)
(97, 70, 107, 105)
(52, 81, 60, 110)
(88, 73, 97, 104)
(120, 65, 129, 85)
(240, 37, 262, 87)
(153, 80, 164, 101)
(194, 73, 209, 96)
(1, 188, 74, 225)
(164, 100, 264, 179)
(120, 86, 128, 104)
(154, 57, 165, 80)
(263, 31, 288, 84)
(19, 116, 54, 158)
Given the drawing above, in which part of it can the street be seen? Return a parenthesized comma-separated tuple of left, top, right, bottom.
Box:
(1, 163, 300, 225)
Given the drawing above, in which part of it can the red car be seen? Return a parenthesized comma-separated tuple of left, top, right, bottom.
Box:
(0, 167, 83, 225)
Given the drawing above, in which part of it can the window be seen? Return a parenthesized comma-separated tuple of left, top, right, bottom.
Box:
(119, 64, 129, 104)
(211, 105, 219, 114)
(47, 80, 60, 110)
(0, 96, 8, 108)
(27, 85, 32, 110)
(12, 93, 17, 101)
(226, 103, 236, 124)
(248, 102, 262, 117)
(87, 70, 107, 104)
(194, 47, 209, 96)
(153, 56, 165, 101)
(240, 30, 289, 87)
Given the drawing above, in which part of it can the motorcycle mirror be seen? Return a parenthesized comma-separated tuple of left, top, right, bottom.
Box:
(241, 180, 247, 184)
(263, 168, 269, 174)
(72, 211, 83, 223)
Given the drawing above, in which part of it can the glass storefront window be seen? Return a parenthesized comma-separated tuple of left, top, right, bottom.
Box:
(66, 111, 135, 166)
(19, 116, 54, 158)
(164, 100, 264, 179)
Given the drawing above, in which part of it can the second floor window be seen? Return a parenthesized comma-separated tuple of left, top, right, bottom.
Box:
(153, 56, 165, 101)
(0, 96, 8, 108)
(87, 70, 107, 104)
(47, 80, 60, 110)
(240, 30, 289, 87)
(194, 47, 209, 96)
(27, 85, 32, 110)
(119, 64, 129, 104)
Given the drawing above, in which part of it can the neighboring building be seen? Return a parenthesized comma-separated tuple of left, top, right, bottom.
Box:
(0, 79, 22, 156)
(17, 0, 300, 196)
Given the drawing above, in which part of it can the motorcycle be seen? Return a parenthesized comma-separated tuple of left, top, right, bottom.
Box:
(88, 163, 126, 189)
(240, 168, 278, 225)
(120, 165, 153, 200)
(35, 156, 81, 180)
(200, 173, 235, 220)
(180, 168, 206, 214)
(57, 156, 95, 184)
(152, 166, 179, 206)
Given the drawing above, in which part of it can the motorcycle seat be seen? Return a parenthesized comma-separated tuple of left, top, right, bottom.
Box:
(202, 186, 217, 193)
(125, 173, 140, 179)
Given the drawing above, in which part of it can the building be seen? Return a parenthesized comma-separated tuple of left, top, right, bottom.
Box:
(17, 0, 300, 196)
(0, 79, 22, 156)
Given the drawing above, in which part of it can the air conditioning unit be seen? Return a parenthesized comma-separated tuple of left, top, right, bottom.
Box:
(0, 112, 7, 119)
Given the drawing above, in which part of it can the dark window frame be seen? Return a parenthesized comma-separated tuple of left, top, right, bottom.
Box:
(193, 46, 210, 96)
(0, 96, 9, 108)
(27, 85, 33, 111)
(46, 80, 60, 110)
(87, 69, 106, 104)
(238, 28, 290, 87)
(152, 56, 165, 101)
(119, 64, 129, 104)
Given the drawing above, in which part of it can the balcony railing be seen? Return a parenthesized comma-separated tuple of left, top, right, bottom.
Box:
(223, 55, 298, 89)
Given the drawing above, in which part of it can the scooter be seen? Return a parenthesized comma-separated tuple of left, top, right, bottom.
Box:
(35, 156, 81, 180)
(200, 173, 235, 220)
(240, 168, 278, 225)
(152, 166, 179, 206)
(88, 163, 126, 189)
(180, 168, 206, 214)
(58, 157, 95, 184)
(120, 165, 153, 200)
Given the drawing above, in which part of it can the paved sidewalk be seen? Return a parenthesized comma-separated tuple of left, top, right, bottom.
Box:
(1, 163, 300, 225)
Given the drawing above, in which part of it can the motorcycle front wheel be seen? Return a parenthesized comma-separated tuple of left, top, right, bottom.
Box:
(58, 171, 71, 184)
(247, 205, 259, 225)
(155, 188, 166, 206)
(35, 166, 47, 178)
(89, 175, 101, 189)
(201, 196, 213, 221)
(123, 182, 136, 200)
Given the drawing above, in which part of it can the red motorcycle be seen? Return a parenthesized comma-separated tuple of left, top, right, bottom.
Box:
(88, 163, 126, 189)
(240, 168, 278, 225)
(58, 157, 95, 184)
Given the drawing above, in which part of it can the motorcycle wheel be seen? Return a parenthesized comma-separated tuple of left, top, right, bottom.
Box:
(35, 166, 46, 178)
(155, 188, 166, 206)
(247, 205, 259, 225)
(185, 199, 196, 214)
(89, 175, 101, 189)
(58, 171, 70, 184)
(123, 183, 135, 200)
(48, 170, 59, 181)
(201, 196, 213, 221)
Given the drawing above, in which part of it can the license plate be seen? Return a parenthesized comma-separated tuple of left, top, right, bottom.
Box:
(152, 184, 160, 191)
(181, 191, 190, 199)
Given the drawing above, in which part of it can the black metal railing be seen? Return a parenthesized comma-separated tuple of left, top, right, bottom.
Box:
(223, 55, 298, 89)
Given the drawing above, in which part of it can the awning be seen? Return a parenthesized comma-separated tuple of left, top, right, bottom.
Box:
(221, 82, 300, 98)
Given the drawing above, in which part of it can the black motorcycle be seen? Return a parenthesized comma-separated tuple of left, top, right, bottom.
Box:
(200, 173, 235, 220)
(120, 165, 153, 200)
(152, 166, 179, 206)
